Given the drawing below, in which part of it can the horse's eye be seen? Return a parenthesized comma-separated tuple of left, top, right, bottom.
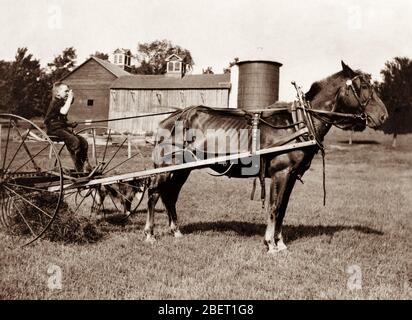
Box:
(361, 84, 369, 90)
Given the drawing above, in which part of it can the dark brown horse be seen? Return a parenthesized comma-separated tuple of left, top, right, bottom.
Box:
(144, 62, 388, 253)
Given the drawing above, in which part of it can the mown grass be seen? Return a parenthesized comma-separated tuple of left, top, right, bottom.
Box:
(1, 129, 411, 299)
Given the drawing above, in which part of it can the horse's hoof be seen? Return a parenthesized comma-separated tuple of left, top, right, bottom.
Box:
(145, 235, 156, 243)
(173, 230, 184, 238)
(267, 245, 288, 255)
(276, 241, 288, 252)
(267, 248, 279, 255)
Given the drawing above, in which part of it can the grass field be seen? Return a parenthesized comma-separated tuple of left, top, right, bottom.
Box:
(1, 128, 411, 299)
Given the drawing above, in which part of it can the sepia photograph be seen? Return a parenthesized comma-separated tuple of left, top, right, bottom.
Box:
(0, 0, 410, 304)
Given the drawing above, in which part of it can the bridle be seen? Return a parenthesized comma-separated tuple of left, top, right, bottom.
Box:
(343, 74, 374, 118)
(300, 74, 375, 128)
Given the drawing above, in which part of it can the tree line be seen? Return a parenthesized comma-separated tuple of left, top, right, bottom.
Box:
(0, 46, 77, 118)
(0, 42, 410, 143)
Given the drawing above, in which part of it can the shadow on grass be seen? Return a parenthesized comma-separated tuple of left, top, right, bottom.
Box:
(181, 221, 383, 243)
(337, 140, 380, 145)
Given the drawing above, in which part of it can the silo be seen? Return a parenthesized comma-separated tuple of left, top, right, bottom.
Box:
(236, 60, 282, 110)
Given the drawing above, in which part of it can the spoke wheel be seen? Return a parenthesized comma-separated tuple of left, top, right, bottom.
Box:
(0, 114, 63, 246)
(56, 127, 147, 218)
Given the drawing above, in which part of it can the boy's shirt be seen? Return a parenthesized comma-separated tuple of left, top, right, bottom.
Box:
(44, 98, 69, 131)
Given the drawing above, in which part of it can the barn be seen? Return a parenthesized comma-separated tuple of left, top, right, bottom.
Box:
(60, 56, 130, 126)
(60, 51, 282, 135)
(107, 53, 232, 134)
(108, 72, 231, 134)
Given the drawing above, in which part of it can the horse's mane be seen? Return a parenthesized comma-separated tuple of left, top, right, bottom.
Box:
(305, 69, 363, 102)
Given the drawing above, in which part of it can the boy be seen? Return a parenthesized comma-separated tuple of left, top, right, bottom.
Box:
(44, 82, 91, 173)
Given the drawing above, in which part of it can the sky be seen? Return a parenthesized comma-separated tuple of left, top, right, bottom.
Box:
(0, 0, 411, 100)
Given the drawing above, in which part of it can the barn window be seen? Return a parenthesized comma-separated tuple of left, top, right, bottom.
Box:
(168, 62, 174, 72)
(114, 55, 118, 64)
(174, 62, 181, 71)
(119, 55, 123, 64)
(87, 99, 94, 107)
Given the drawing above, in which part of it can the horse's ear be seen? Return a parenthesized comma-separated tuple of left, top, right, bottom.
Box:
(341, 60, 356, 78)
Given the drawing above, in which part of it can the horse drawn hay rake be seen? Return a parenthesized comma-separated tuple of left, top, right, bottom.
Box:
(0, 86, 321, 247)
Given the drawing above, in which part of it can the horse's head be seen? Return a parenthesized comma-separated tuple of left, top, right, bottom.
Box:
(335, 61, 388, 129)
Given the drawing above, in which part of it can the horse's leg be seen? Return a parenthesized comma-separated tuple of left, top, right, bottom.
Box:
(264, 175, 278, 252)
(122, 184, 134, 216)
(259, 158, 266, 210)
(274, 174, 297, 251)
(160, 170, 190, 238)
(264, 168, 292, 253)
(144, 176, 163, 242)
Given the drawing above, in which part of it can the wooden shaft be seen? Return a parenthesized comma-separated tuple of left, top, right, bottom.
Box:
(48, 138, 316, 192)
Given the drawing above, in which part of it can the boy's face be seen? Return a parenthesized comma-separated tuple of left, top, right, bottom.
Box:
(55, 84, 70, 99)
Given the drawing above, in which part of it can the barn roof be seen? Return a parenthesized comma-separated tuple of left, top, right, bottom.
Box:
(60, 56, 130, 80)
(93, 57, 131, 77)
(110, 74, 231, 90)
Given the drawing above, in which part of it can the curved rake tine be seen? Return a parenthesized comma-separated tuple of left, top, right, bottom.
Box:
(1, 118, 12, 173)
(115, 181, 147, 208)
(74, 191, 81, 205)
(89, 188, 100, 216)
(3, 188, 36, 237)
(0, 192, 9, 228)
(116, 181, 145, 191)
(72, 188, 93, 214)
(13, 202, 36, 237)
(90, 188, 104, 219)
(106, 190, 120, 213)
(4, 186, 53, 219)
(105, 185, 132, 205)
(4, 194, 14, 228)
(64, 190, 78, 198)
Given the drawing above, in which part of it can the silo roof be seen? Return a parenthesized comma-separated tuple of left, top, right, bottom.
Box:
(236, 60, 283, 67)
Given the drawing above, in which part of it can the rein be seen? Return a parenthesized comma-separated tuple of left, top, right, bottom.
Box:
(72, 111, 177, 125)
(291, 75, 373, 205)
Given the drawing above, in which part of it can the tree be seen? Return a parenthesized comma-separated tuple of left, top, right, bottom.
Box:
(132, 39, 194, 75)
(0, 60, 11, 113)
(202, 67, 214, 74)
(90, 51, 109, 60)
(377, 57, 412, 147)
(47, 47, 77, 83)
(5, 48, 45, 117)
(223, 57, 239, 74)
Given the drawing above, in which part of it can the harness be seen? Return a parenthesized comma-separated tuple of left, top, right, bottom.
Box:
(251, 74, 374, 206)
(167, 74, 374, 206)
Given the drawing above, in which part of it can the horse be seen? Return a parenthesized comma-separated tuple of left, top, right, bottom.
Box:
(144, 61, 388, 253)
